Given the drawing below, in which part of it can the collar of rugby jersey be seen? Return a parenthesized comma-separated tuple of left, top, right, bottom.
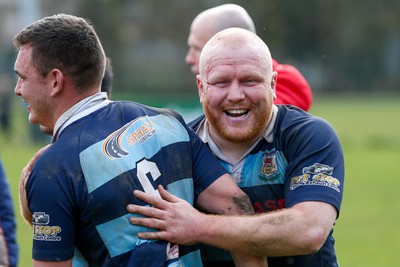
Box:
(52, 92, 110, 142)
(196, 104, 278, 166)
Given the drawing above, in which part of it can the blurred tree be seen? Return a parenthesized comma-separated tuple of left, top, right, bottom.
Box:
(1, 0, 399, 103)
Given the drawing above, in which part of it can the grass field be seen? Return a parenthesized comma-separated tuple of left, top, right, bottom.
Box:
(1, 94, 399, 266)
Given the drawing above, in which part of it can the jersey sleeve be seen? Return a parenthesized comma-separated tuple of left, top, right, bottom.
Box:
(186, 125, 228, 196)
(273, 59, 313, 112)
(26, 148, 80, 261)
(283, 116, 345, 215)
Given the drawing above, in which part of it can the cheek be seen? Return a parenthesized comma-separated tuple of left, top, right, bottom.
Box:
(204, 89, 225, 107)
(250, 89, 273, 105)
(194, 52, 200, 64)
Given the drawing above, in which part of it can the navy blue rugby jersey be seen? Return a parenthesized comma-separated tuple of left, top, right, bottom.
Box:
(0, 159, 18, 267)
(26, 101, 227, 266)
(189, 105, 344, 267)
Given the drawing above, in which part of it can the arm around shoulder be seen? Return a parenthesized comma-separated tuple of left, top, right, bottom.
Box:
(194, 201, 337, 257)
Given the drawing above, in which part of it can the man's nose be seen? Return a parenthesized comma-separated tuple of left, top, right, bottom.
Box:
(227, 81, 245, 101)
(14, 78, 22, 96)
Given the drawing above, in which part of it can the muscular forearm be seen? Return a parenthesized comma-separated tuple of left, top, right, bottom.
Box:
(128, 187, 336, 258)
(194, 202, 336, 257)
(194, 176, 269, 266)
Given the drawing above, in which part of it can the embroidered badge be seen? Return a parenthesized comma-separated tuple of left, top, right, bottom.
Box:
(259, 150, 280, 181)
(290, 163, 340, 192)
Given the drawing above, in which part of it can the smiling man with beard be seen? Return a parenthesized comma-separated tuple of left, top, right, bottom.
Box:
(128, 28, 345, 267)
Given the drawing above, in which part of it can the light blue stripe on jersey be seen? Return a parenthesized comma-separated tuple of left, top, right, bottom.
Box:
(176, 251, 203, 267)
(80, 114, 190, 193)
(241, 150, 287, 186)
(72, 248, 89, 267)
(222, 150, 287, 187)
(167, 178, 194, 205)
(96, 178, 194, 257)
(96, 213, 148, 257)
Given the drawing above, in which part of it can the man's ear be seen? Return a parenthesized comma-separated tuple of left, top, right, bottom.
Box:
(271, 71, 278, 99)
(196, 74, 204, 103)
(49, 69, 64, 97)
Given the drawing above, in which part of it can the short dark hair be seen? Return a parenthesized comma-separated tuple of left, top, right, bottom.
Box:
(13, 14, 106, 93)
(101, 57, 114, 98)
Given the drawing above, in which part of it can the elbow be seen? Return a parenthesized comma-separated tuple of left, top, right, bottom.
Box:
(301, 227, 329, 254)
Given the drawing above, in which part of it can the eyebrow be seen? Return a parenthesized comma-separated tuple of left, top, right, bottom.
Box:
(14, 70, 25, 79)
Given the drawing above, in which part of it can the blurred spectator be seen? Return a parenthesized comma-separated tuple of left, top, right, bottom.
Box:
(0, 156, 18, 267)
(0, 74, 13, 134)
(185, 3, 313, 111)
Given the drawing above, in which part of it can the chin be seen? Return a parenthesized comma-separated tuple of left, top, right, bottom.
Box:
(28, 115, 40, 125)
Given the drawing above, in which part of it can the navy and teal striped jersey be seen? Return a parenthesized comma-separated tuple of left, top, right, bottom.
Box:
(26, 101, 227, 266)
(189, 105, 344, 267)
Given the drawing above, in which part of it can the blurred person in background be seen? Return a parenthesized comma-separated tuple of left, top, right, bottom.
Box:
(185, 3, 313, 111)
(0, 157, 18, 267)
(14, 14, 266, 267)
(0, 74, 13, 135)
(128, 28, 344, 267)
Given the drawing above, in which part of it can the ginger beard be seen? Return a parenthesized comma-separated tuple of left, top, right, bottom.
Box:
(198, 28, 276, 145)
(202, 88, 274, 144)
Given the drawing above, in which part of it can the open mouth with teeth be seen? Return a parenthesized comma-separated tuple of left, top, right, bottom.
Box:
(225, 109, 249, 117)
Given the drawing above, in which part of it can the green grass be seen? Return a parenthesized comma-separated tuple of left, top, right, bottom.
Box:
(311, 96, 400, 267)
(1, 95, 399, 266)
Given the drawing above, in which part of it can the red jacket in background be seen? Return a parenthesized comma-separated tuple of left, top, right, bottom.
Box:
(273, 59, 313, 111)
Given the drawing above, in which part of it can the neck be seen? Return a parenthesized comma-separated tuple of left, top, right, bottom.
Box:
(52, 87, 100, 126)
(208, 127, 262, 164)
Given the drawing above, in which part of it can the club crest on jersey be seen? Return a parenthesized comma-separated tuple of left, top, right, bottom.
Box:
(259, 150, 280, 181)
(103, 117, 156, 159)
(32, 212, 62, 241)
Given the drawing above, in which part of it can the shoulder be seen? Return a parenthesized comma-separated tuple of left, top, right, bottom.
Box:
(276, 105, 328, 126)
(275, 105, 339, 143)
(188, 114, 206, 130)
(111, 101, 186, 123)
(30, 142, 81, 183)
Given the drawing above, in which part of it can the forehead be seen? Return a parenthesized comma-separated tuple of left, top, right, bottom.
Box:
(204, 49, 268, 77)
(15, 45, 34, 73)
(189, 19, 214, 48)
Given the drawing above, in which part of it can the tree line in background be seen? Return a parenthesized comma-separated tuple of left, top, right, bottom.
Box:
(1, 0, 400, 99)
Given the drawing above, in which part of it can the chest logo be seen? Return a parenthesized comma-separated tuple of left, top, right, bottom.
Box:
(260, 150, 279, 181)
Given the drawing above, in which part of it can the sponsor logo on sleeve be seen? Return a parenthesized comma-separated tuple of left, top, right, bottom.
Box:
(32, 212, 62, 241)
(290, 163, 340, 192)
